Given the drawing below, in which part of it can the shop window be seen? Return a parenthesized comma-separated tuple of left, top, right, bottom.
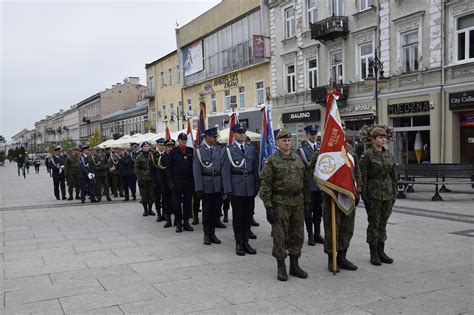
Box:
(402, 31, 419, 73)
(360, 42, 373, 80)
(286, 64, 296, 93)
(285, 6, 295, 38)
(413, 115, 430, 126)
(392, 117, 412, 127)
(456, 13, 474, 62)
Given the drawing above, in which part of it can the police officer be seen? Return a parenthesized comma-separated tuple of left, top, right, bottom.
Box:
(65, 147, 81, 200)
(49, 146, 67, 200)
(79, 145, 97, 203)
(150, 138, 167, 222)
(116, 147, 135, 201)
(166, 133, 194, 232)
(260, 129, 310, 281)
(297, 125, 324, 246)
(134, 141, 156, 217)
(162, 139, 176, 227)
(92, 148, 111, 202)
(359, 127, 396, 266)
(193, 127, 223, 245)
(222, 123, 259, 256)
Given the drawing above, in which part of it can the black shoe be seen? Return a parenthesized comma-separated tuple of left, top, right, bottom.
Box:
(62, 196, 67, 200)
(203, 235, 212, 245)
(75, 195, 81, 200)
(223, 210, 228, 223)
(97, 197, 101, 202)
(183, 220, 194, 231)
(277, 260, 288, 281)
(216, 221, 226, 229)
(148, 209, 156, 216)
(210, 234, 221, 244)
(164, 220, 172, 228)
(328, 254, 340, 273)
(337, 249, 358, 271)
(248, 230, 257, 239)
(378, 242, 394, 264)
(315, 234, 324, 244)
(142, 204, 148, 217)
(119, 193, 124, 197)
(236, 243, 245, 256)
(289, 256, 308, 278)
(123, 198, 129, 202)
(176, 223, 183, 233)
(369, 244, 382, 266)
(114, 194, 118, 198)
(156, 215, 163, 222)
(307, 234, 316, 246)
(192, 217, 199, 225)
(250, 217, 260, 227)
(106, 196, 112, 202)
(132, 196, 136, 201)
(56, 197, 60, 200)
(243, 242, 256, 255)
(81, 199, 85, 204)
(173, 219, 177, 226)
(67, 196, 73, 201)
(90, 199, 98, 203)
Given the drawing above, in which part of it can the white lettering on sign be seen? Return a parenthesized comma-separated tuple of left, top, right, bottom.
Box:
(291, 112, 310, 119)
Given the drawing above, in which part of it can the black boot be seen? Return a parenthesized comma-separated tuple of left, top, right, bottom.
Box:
(327, 254, 340, 273)
(192, 216, 199, 225)
(236, 242, 245, 256)
(314, 225, 324, 244)
(337, 249, 358, 270)
(243, 242, 256, 255)
(147, 204, 156, 216)
(215, 219, 226, 229)
(210, 234, 221, 244)
(203, 234, 212, 245)
(156, 209, 163, 222)
(176, 221, 183, 233)
(277, 259, 288, 281)
(307, 233, 316, 246)
(248, 230, 257, 239)
(142, 204, 148, 216)
(164, 217, 172, 228)
(289, 256, 308, 278)
(67, 195, 73, 201)
(378, 242, 394, 264)
(250, 216, 260, 227)
(183, 220, 194, 231)
(369, 244, 382, 266)
(223, 209, 228, 223)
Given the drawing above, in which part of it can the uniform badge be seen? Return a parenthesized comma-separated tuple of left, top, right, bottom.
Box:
(235, 160, 240, 165)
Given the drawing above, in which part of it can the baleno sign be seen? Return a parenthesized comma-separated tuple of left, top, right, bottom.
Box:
(282, 110, 321, 123)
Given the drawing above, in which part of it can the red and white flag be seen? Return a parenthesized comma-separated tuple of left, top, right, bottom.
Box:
(228, 112, 239, 145)
(313, 90, 357, 215)
(165, 125, 171, 141)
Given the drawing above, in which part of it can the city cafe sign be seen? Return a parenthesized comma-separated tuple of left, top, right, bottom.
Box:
(449, 90, 474, 110)
(202, 72, 242, 94)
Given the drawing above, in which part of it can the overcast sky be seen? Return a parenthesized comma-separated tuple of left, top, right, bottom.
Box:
(0, 0, 220, 139)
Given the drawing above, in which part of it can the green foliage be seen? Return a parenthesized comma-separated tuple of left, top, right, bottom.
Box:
(60, 137, 76, 151)
(88, 127, 103, 148)
(0, 135, 5, 143)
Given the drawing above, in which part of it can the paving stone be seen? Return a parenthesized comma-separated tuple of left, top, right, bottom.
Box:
(0, 299, 64, 315)
(128, 256, 208, 273)
(73, 240, 138, 253)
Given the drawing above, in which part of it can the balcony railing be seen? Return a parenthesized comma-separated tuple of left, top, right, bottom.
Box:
(311, 16, 349, 43)
(311, 84, 349, 104)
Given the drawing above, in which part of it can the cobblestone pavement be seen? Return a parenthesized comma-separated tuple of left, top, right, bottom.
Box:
(1, 162, 473, 314)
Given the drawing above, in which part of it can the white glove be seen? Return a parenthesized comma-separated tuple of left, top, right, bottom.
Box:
(88, 173, 95, 180)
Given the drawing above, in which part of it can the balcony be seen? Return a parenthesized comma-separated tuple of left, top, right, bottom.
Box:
(311, 16, 349, 43)
(311, 84, 349, 104)
(144, 89, 155, 99)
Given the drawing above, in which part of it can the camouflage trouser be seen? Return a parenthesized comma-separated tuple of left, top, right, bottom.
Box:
(271, 202, 305, 260)
(322, 193, 355, 254)
(95, 176, 110, 198)
(138, 180, 155, 205)
(67, 174, 80, 196)
(110, 174, 122, 196)
(365, 199, 394, 244)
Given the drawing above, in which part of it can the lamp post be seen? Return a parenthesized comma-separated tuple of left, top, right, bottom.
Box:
(364, 49, 388, 125)
(169, 104, 187, 130)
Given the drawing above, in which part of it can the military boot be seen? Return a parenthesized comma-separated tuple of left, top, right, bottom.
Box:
(156, 209, 163, 222)
(142, 204, 148, 216)
(176, 221, 183, 233)
(337, 249, 358, 270)
(192, 216, 199, 225)
(327, 254, 340, 273)
(277, 259, 288, 281)
(314, 225, 324, 244)
(307, 225, 316, 246)
(223, 209, 228, 223)
(147, 204, 156, 216)
(289, 256, 308, 278)
(183, 220, 194, 231)
(369, 244, 382, 266)
(378, 242, 394, 264)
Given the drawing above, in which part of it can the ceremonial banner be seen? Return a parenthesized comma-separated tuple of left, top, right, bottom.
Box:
(259, 105, 277, 172)
(228, 112, 238, 144)
(313, 90, 357, 215)
(195, 101, 206, 145)
(165, 126, 171, 141)
(186, 119, 194, 148)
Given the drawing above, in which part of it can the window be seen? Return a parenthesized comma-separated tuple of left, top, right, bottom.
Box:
(330, 51, 343, 84)
(176, 65, 180, 83)
(160, 72, 164, 87)
(148, 76, 155, 95)
(170, 103, 175, 116)
(162, 104, 166, 119)
(211, 94, 217, 113)
(360, 0, 373, 11)
(168, 68, 172, 85)
(307, 0, 317, 27)
(238, 86, 246, 109)
(256, 81, 265, 106)
(307, 58, 318, 89)
(186, 99, 192, 116)
(285, 6, 295, 38)
(286, 64, 296, 93)
(359, 42, 373, 80)
(331, 0, 343, 16)
(402, 31, 419, 72)
(224, 90, 231, 111)
(456, 13, 474, 62)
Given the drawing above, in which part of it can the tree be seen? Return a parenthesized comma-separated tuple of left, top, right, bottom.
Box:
(60, 137, 76, 151)
(88, 127, 103, 148)
(0, 135, 5, 143)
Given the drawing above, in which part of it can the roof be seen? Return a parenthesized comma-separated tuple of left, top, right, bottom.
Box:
(76, 93, 101, 108)
(145, 50, 178, 69)
(100, 104, 148, 123)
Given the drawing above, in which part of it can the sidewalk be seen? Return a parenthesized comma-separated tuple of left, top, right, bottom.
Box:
(0, 162, 472, 314)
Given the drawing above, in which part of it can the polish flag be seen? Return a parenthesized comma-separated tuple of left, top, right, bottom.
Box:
(165, 126, 171, 141)
(228, 112, 238, 144)
(313, 90, 357, 214)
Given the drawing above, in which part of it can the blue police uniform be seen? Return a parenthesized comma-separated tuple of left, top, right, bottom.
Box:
(78, 145, 97, 203)
(49, 147, 67, 200)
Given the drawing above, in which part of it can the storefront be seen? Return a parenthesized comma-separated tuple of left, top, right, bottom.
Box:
(339, 102, 375, 147)
(387, 98, 432, 165)
(281, 109, 321, 149)
(449, 90, 474, 163)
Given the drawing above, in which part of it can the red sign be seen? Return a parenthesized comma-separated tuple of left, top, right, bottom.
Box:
(253, 35, 265, 58)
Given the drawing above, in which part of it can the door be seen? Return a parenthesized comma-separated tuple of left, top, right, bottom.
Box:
(460, 126, 474, 163)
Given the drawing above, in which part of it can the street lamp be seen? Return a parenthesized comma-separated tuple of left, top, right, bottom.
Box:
(168, 105, 187, 130)
(364, 48, 388, 125)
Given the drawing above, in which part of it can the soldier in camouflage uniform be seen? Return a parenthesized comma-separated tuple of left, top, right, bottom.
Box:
(359, 127, 396, 266)
(260, 129, 311, 281)
(92, 148, 111, 202)
(108, 148, 123, 198)
(134, 141, 156, 217)
(65, 147, 81, 200)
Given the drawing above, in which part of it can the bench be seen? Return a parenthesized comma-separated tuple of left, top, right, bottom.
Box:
(396, 164, 474, 201)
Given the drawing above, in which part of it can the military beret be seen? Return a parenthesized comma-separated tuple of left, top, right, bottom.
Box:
(371, 127, 387, 137)
(141, 141, 150, 147)
(156, 138, 166, 145)
(304, 125, 319, 134)
(276, 129, 292, 140)
(204, 127, 219, 137)
(165, 139, 176, 146)
(231, 123, 247, 133)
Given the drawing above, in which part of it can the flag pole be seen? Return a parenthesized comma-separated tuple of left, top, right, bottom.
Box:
(331, 198, 337, 275)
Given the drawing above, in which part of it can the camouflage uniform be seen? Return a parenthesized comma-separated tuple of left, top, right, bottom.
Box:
(108, 152, 122, 197)
(134, 151, 155, 209)
(359, 146, 396, 244)
(65, 154, 80, 199)
(260, 150, 310, 260)
(92, 152, 110, 200)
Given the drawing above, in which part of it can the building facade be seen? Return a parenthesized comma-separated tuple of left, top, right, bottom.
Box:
(176, 0, 271, 134)
(100, 100, 149, 139)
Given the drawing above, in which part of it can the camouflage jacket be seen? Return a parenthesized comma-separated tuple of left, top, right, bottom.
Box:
(134, 151, 152, 181)
(259, 150, 311, 208)
(107, 153, 120, 175)
(91, 153, 108, 177)
(64, 155, 80, 178)
(359, 146, 396, 201)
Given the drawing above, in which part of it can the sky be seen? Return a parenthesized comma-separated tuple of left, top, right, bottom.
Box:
(0, 0, 221, 140)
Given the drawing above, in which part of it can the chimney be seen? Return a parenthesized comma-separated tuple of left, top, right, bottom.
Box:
(127, 77, 140, 85)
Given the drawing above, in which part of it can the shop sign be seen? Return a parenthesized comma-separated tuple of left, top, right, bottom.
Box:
(339, 103, 373, 115)
(460, 111, 474, 127)
(388, 101, 430, 115)
(202, 72, 241, 93)
(449, 90, 474, 110)
(282, 110, 321, 124)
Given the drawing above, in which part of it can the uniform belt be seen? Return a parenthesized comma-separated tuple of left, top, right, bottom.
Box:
(231, 170, 254, 176)
(202, 172, 221, 177)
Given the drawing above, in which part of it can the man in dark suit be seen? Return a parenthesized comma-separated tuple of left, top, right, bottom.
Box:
(79, 144, 97, 203)
(49, 146, 67, 200)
